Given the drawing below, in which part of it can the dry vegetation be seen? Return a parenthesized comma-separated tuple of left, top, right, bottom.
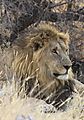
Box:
(0, 0, 84, 120)
(0, 81, 84, 120)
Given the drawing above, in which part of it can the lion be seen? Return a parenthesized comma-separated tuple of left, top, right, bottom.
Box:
(0, 23, 75, 107)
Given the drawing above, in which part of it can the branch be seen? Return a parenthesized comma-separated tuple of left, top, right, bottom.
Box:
(49, 1, 68, 9)
(48, 11, 84, 22)
(77, 7, 84, 12)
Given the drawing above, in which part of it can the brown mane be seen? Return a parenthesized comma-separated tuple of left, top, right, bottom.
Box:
(10, 23, 74, 107)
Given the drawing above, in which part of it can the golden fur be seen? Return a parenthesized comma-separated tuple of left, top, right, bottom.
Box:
(3, 23, 74, 99)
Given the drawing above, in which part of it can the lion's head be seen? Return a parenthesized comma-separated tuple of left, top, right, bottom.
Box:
(12, 23, 74, 101)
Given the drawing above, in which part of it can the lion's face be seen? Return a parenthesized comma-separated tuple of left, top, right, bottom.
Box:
(31, 29, 72, 84)
(42, 41, 71, 80)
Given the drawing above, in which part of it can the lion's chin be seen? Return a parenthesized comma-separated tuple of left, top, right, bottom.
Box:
(57, 74, 69, 80)
(54, 68, 73, 81)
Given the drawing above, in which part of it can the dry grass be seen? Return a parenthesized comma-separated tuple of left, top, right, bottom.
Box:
(0, 80, 84, 120)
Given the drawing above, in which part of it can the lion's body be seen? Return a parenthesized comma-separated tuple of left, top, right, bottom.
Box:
(0, 23, 74, 105)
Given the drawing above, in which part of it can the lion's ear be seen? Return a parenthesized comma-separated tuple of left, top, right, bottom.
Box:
(33, 41, 43, 51)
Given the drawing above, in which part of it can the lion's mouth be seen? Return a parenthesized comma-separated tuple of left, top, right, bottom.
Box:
(53, 73, 68, 80)
(57, 74, 68, 80)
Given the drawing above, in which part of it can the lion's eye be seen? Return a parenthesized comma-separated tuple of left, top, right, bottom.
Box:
(59, 36, 63, 40)
(66, 49, 69, 55)
(52, 48, 58, 55)
(66, 49, 68, 52)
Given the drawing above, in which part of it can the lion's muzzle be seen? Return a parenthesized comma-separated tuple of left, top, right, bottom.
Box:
(53, 67, 73, 81)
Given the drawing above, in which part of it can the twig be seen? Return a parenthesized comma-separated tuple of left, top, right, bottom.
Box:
(49, 1, 68, 9)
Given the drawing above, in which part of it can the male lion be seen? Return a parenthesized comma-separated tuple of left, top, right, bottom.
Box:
(0, 23, 75, 106)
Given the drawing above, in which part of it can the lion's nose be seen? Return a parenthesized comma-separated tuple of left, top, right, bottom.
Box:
(63, 65, 71, 71)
